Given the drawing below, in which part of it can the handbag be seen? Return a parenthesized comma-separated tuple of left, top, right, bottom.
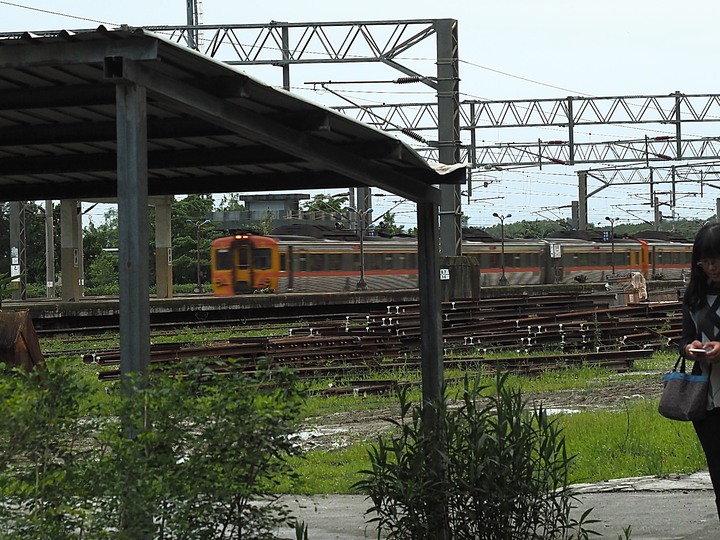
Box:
(658, 356, 710, 421)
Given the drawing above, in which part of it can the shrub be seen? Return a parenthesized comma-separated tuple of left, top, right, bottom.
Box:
(0, 359, 306, 539)
(0, 362, 102, 539)
(354, 372, 599, 539)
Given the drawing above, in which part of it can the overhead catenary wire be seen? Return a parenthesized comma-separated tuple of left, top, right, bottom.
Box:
(0, 0, 117, 27)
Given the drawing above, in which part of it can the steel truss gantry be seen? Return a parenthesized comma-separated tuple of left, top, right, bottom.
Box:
(337, 92, 720, 228)
(136, 19, 463, 256)
(336, 93, 720, 165)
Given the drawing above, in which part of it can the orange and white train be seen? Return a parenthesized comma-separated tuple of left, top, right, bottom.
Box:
(210, 233, 693, 295)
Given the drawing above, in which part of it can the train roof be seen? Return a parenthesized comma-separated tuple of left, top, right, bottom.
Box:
(462, 227, 499, 242)
(630, 230, 693, 243)
(271, 223, 358, 241)
(546, 230, 605, 241)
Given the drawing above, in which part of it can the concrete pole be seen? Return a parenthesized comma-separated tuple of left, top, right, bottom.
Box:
(154, 196, 173, 298)
(9, 201, 26, 300)
(60, 199, 81, 301)
(45, 200, 56, 298)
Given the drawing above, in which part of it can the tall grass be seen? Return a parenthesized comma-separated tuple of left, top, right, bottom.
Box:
(560, 399, 706, 484)
(288, 398, 706, 495)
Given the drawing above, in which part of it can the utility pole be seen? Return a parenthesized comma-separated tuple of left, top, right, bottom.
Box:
(186, 0, 200, 50)
(436, 19, 462, 257)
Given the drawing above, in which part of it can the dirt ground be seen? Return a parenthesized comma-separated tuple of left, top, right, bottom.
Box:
(298, 373, 664, 452)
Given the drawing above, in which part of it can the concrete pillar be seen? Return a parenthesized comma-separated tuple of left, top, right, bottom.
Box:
(60, 199, 82, 301)
(154, 196, 173, 298)
(9, 201, 26, 300)
(439, 255, 480, 301)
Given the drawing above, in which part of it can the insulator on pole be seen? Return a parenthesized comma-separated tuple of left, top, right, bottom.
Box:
(401, 128, 428, 144)
(394, 76, 424, 84)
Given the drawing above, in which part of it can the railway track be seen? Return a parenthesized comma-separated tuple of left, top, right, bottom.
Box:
(79, 293, 680, 392)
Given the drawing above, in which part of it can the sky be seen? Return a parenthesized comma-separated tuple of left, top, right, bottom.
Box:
(2, 0, 720, 230)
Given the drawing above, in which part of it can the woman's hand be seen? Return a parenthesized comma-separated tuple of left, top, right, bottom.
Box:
(687, 340, 720, 362)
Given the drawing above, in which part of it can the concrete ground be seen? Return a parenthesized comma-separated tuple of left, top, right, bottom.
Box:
(278, 472, 718, 539)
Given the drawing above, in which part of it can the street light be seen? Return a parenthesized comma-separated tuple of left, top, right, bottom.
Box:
(347, 207, 373, 290)
(492, 212, 512, 285)
(605, 216, 618, 275)
(186, 219, 211, 293)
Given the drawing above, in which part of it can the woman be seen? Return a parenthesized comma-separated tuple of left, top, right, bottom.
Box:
(680, 222, 720, 519)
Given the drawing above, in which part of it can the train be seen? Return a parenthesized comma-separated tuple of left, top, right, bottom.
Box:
(210, 228, 693, 296)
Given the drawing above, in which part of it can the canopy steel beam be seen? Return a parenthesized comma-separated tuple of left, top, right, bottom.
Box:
(109, 57, 443, 204)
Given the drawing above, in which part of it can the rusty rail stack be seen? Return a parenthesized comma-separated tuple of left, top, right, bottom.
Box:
(86, 294, 681, 392)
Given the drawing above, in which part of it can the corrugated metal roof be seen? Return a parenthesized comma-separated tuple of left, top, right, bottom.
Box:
(0, 26, 464, 204)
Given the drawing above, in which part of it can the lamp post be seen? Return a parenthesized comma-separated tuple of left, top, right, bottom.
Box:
(347, 207, 373, 290)
(186, 219, 211, 293)
(605, 216, 618, 275)
(492, 212, 512, 285)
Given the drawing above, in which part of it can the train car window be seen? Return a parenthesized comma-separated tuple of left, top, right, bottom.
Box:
(342, 252, 356, 271)
(253, 248, 273, 270)
(238, 246, 249, 268)
(279, 253, 287, 272)
(407, 252, 418, 269)
(384, 253, 395, 269)
(396, 253, 406, 270)
(327, 253, 343, 270)
(309, 254, 325, 272)
(215, 249, 233, 271)
(366, 253, 382, 270)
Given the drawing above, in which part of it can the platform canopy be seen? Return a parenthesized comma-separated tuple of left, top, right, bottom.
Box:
(0, 26, 460, 412)
(0, 26, 464, 204)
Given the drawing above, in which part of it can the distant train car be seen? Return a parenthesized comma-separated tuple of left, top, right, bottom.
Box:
(210, 234, 280, 295)
(544, 237, 648, 284)
(209, 231, 693, 295)
(462, 239, 548, 286)
(276, 236, 418, 293)
(645, 238, 693, 281)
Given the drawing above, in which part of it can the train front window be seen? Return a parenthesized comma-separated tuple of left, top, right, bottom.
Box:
(216, 249, 233, 271)
(253, 248, 272, 270)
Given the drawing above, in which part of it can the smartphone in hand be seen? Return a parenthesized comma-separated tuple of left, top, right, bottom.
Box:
(689, 348, 709, 354)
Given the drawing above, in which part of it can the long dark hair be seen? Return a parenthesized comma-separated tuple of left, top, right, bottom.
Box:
(684, 222, 720, 309)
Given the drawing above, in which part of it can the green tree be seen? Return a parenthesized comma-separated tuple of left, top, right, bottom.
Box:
(22, 202, 59, 287)
(216, 193, 247, 212)
(301, 193, 348, 217)
(374, 211, 406, 236)
(84, 208, 120, 291)
(172, 195, 219, 286)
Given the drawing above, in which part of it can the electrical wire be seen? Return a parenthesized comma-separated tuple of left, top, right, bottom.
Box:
(0, 0, 117, 27)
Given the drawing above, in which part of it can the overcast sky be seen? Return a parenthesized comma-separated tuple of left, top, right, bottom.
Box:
(2, 0, 719, 229)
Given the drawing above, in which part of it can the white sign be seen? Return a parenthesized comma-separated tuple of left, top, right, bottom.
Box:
(550, 244, 562, 259)
(440, 268, 450, 281)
